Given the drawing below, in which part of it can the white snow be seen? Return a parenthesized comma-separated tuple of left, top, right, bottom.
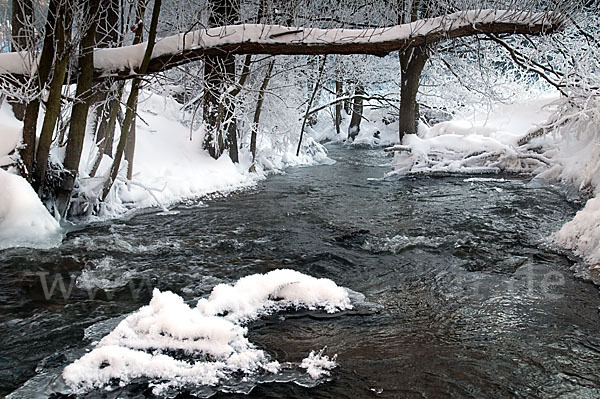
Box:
(0, 104, 24, 167)
(553, 196, 600, 266)
(0, 168, 63, 250)
(72, 89, 331, 219)
(92, 10, 559, 75)
(391, 96, 558, 176)
(0, 10, 559, 76)
(300, 348, 338, 379)
(196, 269, 352, 322)
(62, 269, 352, 394)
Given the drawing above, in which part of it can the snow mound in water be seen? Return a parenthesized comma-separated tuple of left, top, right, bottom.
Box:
(62, 269, 351, 395)
(197, 268, 352, 322)
(0, 169, 63, 250)
(300, 348, 338, 379)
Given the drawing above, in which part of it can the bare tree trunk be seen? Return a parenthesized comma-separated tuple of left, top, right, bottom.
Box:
(297, 55, 327, 156)
(18, 0, 57, 180)
(398, 45, 429, 140)
(224, 55, 238, 163)
(94, 0, 122, 152)
(102, 0, 162, 201)
(250, 59, 275, 163)
(202, 0, 240, 160)
(56, 0, 100, 217)
(348, 85, 365, 141)
(335, 80, 343, 134)
(33, 3, 73, 193)
(125, 101, 137, 180)
(90, 83, 123, 177)
(109, 0, 144, 184)
(9, 0, 34, 121)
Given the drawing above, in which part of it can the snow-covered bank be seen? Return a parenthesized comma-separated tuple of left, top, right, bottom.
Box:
(0, 89, 332, 249)
(553, 197, 600, 270)
(390, 93, 600, 272)
(62, 269, 351, 395)
(0, 169, 63, 250)
(544, 94, 600, 269)
(75, 90, 332, 219)
(390, 96, 557, 176)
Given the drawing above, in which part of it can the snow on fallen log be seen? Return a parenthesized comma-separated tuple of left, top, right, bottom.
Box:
(384, 144, 412, 153)
(0, 9, 564, 78)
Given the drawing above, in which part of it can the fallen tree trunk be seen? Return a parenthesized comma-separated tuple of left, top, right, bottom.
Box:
(0, 9, 564, 80)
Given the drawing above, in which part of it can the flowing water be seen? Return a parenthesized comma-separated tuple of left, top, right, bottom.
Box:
(1, 145, 600, 398)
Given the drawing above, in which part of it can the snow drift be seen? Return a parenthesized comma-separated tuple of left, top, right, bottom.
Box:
(0, 169, 63, 250)
(62, 269, 351, 395)
(390, 96, 557, 176)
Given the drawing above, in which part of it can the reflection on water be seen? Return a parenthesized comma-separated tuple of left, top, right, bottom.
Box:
(1, 145, 600, 398)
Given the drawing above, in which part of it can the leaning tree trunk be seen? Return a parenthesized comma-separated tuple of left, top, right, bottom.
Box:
(335, 80, 343, 134)
(102, 0, 162, 201)
(250, 59, 275, 163)
(105, 0, 145, 186)
(56, 0, 100, 217)
(33, 3, 73, 194)
(297, 55, 327, 156)
(125, 103, 137, 180)
(9, 0, 34, 121)
(18, 0, 57, 181)
(398, 45, 429, 140)
(348, 85, 365, 141)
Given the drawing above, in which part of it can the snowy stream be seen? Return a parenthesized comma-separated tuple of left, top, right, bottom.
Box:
(2, 145, 600, 398)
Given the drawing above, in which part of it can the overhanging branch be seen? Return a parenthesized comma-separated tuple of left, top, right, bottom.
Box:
(0, 9, 565, 81)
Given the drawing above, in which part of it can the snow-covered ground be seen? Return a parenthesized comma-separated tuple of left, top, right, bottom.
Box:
(0, 88, 332, 249)
(79, 89, 332, 218)
(61, 269, 350, 395)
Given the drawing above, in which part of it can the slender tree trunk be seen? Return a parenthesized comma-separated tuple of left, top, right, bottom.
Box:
(56, 0, 100, 217)
(335, 80, 343, 134)
(398, 46, 429, 140)
(90, 83, 123, 177)
(297, 55, 327, 156)
(33, 4, 73, 194)
(119, 0, 146, 180)
(223, 54, 238, 163)
(9, 0, 34, 121)
(250, 59, 275, 163)
(102, 0, 162, 201)
(348, 85, 365, 141)
(18, 0, 57, 180)
(94, 0, 122, 151)
(125, 101, 137, 180)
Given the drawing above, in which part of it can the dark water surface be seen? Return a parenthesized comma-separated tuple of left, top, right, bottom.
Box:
(1, 146, 600, 398)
